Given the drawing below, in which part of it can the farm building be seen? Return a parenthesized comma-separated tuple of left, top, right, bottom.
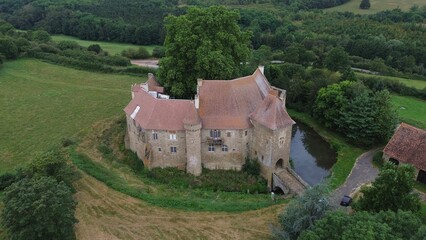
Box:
(383, 123, 426, 184)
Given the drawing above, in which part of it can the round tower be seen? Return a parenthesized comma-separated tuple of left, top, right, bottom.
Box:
(183, 104, 202, 176)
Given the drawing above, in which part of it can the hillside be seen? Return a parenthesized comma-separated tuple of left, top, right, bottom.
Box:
(0, 59, 145, 174)
(325, 0, 426, 14)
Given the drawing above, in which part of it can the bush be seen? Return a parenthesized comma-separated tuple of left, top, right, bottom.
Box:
(147, 167, 267, 193)
(87, 44, 102, 54)
(121, 47, 151, 59)
(242, 157, 260, 176)
(373, 151, 384, 167)
(57, 41, 81, 50)
(152, 46, 165, 58)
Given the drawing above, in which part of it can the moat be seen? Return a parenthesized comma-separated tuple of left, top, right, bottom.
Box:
(290, 123, 337, 186)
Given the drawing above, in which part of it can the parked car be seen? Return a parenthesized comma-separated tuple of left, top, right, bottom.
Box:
(340, 195, 352, 206)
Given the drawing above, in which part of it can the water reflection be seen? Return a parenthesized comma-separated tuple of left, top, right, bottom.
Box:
(290, 123, 337, 186)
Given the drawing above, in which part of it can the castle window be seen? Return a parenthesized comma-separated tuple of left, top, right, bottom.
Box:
(208, 144, 215, 152)
(210, 129, 221, 138)
(245, 130, 247, 136)
(227, 132, 231, 137)
(158, 148, 161, 152)
(222, 145, 228, 152)
(152, 131, 158, 140)
(169, 131, 177, 140)
(170, 147, 177, 153)
(279, 137, 284, 145)
(262, 155, 264, 161)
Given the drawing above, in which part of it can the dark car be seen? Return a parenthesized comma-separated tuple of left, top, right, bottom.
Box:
(340, 195, 352, 206)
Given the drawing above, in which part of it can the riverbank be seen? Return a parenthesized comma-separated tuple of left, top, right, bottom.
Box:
(287, 109, 365, 190)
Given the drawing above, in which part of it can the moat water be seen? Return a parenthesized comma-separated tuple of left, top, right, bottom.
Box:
(290, 123, 337, 186)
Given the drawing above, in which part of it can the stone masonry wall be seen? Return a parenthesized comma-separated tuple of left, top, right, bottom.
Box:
(200, 129, 251, 170)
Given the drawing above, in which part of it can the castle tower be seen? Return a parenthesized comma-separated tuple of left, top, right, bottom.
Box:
(249, 90, 295, 188)
(183, 104, 202, 176)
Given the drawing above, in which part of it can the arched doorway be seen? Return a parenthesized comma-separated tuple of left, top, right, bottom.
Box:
(417, 170, 426, 184)
(273, 186, 284, 195)
(389, 158, 399, 165)
(275, 159, 284, 170)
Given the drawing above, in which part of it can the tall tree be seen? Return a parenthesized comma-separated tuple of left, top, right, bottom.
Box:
(354, 162, 421, 213)
(1, 176, 77, 240)
(158, 6, 251, 98)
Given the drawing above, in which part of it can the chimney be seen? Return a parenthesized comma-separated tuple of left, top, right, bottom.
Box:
(195, 94, 199, 109)
(259, 65, 265, 75)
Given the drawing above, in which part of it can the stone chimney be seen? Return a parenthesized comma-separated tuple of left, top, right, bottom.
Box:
(259, 65, 265, 75)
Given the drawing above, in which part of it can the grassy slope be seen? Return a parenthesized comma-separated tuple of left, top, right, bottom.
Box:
(0, 59, 145, 174)
(51, 35, 158, 55)
(287, 109, 364, 189)
(390, 95, 426, 129)
(324, 0, 426, 14)
(356, 73, 426, 90)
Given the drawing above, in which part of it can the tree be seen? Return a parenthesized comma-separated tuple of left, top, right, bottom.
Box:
(158, 6, 251, 98)
(274, 184, 331, 240)
(87, 44, 102, 54)
(354, 162, 421, 213)
(324, 47, 350, 72)
(1, 176, 77, 240)
(0, 38, 18, 59)
(32, 30, 51, 43)
(360, 0, 371, 9)
(299, 210, 423, 240)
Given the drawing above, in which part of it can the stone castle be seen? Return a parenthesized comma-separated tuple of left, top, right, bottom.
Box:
(124, 67, 295, 187)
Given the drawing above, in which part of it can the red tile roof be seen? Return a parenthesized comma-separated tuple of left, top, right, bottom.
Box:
(249, 93, 295, 130)
(146, 74, 164, 93)
(198, 69, 273, 129)
(383, 123, 426, 171)
(124, 90, 196, 131)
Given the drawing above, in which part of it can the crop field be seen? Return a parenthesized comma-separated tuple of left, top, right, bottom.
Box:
(51, 35, 158, 55)
(0, 59, 145, 174)
(390, 95, 426, 129)
(324, 0, 426, 14)
(356, 73, 426, 90)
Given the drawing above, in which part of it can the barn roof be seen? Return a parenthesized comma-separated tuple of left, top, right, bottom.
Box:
(383, 123, 426, 171)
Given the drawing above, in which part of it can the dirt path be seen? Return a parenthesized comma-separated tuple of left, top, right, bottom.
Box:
(331, 148, 381, 206)
(74, 173, 284, 240)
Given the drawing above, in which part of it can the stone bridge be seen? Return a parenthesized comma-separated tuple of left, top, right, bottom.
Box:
(272, 167, 309, 196)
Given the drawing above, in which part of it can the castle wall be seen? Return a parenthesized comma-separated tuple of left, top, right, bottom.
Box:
(185, 123, 202, 175)
(200, 129, 251, 170)
(250, 120, 293, 187)
(126, 115, 187, 170)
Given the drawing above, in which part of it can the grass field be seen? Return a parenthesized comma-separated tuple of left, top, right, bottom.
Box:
(51, 35, 158, 55)
(390, 95, 426, 129)
(357, 73, 426, 90)
(0, 59, 145, 175)
(324, 0, 426, 14)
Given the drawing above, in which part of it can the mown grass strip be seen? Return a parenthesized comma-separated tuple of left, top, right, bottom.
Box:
(70, 147, 282, 212)
(287, 109, 365, 189)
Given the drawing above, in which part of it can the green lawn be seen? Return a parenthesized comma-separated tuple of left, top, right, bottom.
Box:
(0, 59, 145, 174)
(324, 0, 426, 14)
(390, 95, 426, 129)
(51, 35, 158, 55)
(357, 73, 426, 90)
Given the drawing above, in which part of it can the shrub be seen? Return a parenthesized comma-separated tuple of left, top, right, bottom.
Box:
(373, 151, 384, 167)
(87, 44, 102, 54)
(57, 41, 81, 50)
(121, 47, 150, 59)
(242, 157, 261, 176)
(152, 46, 165, 58)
